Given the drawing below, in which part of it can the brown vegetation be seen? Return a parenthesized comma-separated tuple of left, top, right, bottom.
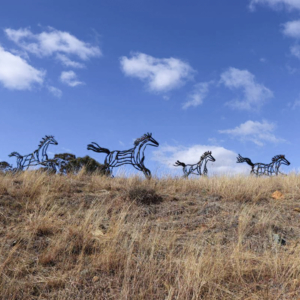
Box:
(1, 171, 300, 299)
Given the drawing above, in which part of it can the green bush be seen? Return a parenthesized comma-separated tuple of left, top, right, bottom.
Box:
(57, 154, 109, 175)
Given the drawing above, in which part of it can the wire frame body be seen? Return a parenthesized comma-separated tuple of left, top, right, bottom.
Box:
(174, 151, 216, 178)
(8, 135, 58, 171)
(87, 133, 159, 179)
(236, 154, 290, 176)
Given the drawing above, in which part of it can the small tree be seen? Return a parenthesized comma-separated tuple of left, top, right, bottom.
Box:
(0, 161, 12, 172)
(50, 153, 109, 175)
(65, 155, 110, 175)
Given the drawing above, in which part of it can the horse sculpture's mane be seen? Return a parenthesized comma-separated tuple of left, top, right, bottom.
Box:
(201, 151, 212, 160)
(38, 135, 54, 147)
(134, 133, 152, 146)
(272, 154, 284, 162)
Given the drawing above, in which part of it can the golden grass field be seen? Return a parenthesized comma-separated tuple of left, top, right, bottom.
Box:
(1, 171, 300, 299)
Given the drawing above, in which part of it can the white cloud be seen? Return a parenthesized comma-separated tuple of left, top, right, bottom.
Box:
(152, 144, 249, 176)
(290, 45, 300, 59)
(0, 45, 45, 90)
(10, 49, 30, 60)
(183, 81, 213, 109)
(220, 67, 273, 110)
(47, 85, 62, 98)
(289, 94, 300, 109)
(281, 21, 300, 60)
(286, 63, 298, 74)
(4, 27, 101, 67)
(120, 52, 194, 93)
(56, 54, 85, 68)
(219, 120, 285, 146)
(60, 71, 84, 87)
(249, 0, 300, 11)
(282, 20, 300, 38)
(292, 99, 300, 109)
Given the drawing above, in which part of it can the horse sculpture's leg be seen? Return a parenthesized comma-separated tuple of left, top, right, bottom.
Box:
(142, 168, 151, 179)
(182, 166, 191, 178)
(109, 167, 114, 178)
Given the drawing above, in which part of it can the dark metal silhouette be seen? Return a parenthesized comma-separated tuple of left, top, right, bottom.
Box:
(0, 161, 12, 172)
(237, 154, 290, 176)
(87, 132, 159, 178)
(174, 151, 216, 178)
(9, 135, 58, 171)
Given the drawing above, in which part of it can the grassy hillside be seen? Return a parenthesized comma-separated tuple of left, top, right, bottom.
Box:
(1, 171, 300, 299)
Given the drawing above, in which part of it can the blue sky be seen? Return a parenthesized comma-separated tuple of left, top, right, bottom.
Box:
(1, 0, 300, 176)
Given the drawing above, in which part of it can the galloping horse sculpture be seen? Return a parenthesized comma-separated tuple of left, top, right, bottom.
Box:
(174, 151, 216, 178)
(237, 154, 290, 176)
(9, 135, 58, 171)
(87, 132, 159, 178)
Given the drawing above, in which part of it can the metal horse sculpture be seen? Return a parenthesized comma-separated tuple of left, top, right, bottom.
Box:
(237, 154, 290, 176)
(87, 132, 159, 178)
(174, 151, 216, 178)
(9, 135, 58, 171)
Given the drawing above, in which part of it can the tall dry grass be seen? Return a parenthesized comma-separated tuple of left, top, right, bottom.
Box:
(1, 171, 300, 299)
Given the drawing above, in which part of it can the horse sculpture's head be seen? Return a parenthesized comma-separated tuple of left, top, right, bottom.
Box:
(201, 151, 216, 162)
(9, 151, 22, 158)
(41, 135, 58, 146)
(134, 133, 159, 148)
(272, 154, 290, 166)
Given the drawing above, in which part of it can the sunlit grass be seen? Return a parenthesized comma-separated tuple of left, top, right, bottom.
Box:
(1, 171, 300, 299)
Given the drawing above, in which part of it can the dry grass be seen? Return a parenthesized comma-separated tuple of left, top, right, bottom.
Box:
(1, 171, 300, 299)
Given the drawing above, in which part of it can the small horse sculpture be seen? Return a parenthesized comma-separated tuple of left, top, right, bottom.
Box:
(174, 151, 216, 178)
(237, 154, 290, 176)
(9, 135, 58, 171)
(87, 132, 159, 178)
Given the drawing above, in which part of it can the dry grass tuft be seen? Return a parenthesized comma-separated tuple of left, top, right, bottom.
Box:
(1, 171, 300, 299)
(128, 186, 163, 205)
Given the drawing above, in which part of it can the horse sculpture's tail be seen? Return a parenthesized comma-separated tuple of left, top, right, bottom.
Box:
(174, 160, 186, 168)
(87, 142, 110, 155)
(236, 154, 254, 167)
